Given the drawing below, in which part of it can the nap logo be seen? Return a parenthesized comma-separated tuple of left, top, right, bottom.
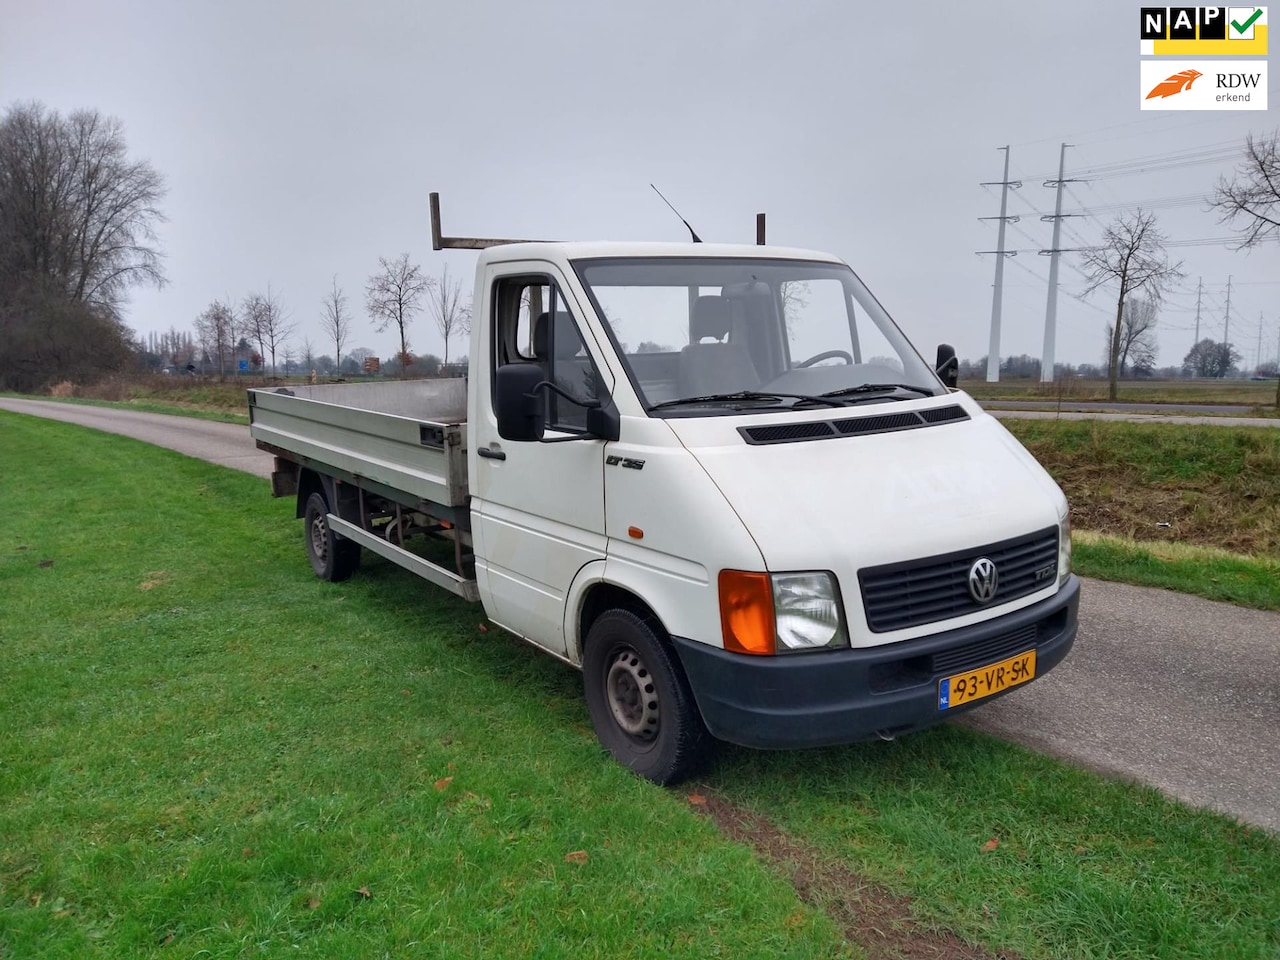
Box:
(1139, 6, 1268, 54)
(1140, 59, 1268, 108)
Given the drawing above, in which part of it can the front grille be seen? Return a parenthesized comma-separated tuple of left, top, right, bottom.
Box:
(859, 527, 1059, 633)
(931, 623, 1037, 675)
(867, 619, 1053, 694)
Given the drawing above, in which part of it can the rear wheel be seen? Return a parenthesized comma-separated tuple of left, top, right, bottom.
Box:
(582, 609, 713, 784)
(303, 491, 360, 582)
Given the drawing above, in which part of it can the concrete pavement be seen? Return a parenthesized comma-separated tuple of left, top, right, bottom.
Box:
(3, 397, 1278, 830)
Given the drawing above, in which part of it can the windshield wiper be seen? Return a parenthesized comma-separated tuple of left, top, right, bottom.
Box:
(820, 383, 935, 399)
(649, 390, 847, 411)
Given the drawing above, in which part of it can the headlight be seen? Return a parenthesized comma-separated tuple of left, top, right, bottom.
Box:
(1058, 510, 1072, 585)
(772, 572, 848, 653)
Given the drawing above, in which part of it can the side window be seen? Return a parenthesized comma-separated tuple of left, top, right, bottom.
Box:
(493, 276, 600, 433)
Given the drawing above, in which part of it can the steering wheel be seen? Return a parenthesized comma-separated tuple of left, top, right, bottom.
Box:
(796, 350, 853, 368)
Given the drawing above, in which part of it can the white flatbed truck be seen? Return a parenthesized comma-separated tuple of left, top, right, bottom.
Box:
(249, 196, 1078, 784)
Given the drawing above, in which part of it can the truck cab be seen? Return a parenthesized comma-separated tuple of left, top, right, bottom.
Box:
(251, 237, 1078, 784)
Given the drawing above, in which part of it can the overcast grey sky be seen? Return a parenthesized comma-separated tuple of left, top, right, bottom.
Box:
(3, 0, 1277, 370)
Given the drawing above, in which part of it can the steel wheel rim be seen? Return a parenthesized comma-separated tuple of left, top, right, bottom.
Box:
(310, 513, 329, 566)
(605, 647, 659, 740)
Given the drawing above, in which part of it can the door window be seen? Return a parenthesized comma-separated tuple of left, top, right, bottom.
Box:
(494, 276, 600, 433)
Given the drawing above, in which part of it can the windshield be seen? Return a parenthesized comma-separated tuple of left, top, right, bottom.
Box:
(573, 257, 942, 415)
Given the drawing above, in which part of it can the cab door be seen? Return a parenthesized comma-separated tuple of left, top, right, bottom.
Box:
(470, 264, 614, 658)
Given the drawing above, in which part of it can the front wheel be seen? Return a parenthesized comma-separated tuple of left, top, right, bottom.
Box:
(303, 491, 360, 582)
(582, 609, 713, 785)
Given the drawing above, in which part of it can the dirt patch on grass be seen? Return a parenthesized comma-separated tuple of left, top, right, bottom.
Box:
(690, 790, 1016, 960)
(1004, 420, 1280, 555)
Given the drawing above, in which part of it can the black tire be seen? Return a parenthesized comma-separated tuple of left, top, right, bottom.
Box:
(582, 608, 713, 785)
(303, 491, 360, 582)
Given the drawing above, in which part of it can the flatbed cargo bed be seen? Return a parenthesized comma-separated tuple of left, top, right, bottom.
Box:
(248, 378, 469, 508)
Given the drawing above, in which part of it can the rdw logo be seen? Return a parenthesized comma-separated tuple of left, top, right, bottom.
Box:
(1146, 68, 1203, 98)
(1139, 59, 1268, 109)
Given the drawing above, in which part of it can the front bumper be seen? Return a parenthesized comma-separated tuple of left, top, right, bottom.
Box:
(672, 574, 1080, 749)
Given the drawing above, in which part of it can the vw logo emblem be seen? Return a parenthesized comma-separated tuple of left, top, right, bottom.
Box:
(968, 557, 999, 603)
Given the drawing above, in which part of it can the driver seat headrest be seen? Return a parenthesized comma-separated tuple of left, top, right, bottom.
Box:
(690, 295, 731, 342)
(532, 310, 583, 361)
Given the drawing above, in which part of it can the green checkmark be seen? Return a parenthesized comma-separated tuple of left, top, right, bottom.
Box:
(1231, 8, 1262, 34)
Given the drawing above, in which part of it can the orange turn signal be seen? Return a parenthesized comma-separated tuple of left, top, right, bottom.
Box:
(718, 570, 775, 656)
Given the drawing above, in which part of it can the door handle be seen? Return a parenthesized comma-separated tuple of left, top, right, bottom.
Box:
(478, 445, 506, 461)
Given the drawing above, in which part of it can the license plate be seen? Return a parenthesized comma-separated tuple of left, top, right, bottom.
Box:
(938, 650, 1036, 710)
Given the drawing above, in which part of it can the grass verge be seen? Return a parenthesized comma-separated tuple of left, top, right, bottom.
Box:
(1003, 419, 1280, 610)
(0, 413, 843, 959)
(3, 413, 1280, 959)
(707, 728, 1280, 960)
(1002, 419, 1280, 556)
(1072, 530, 1280, 610)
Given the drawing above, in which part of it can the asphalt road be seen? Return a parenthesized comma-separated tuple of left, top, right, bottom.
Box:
(992, 409, 1280, 428)
(3, 398, 1278, 830)
(981, 399, 1258, 415)
(0, 398, 272, 477)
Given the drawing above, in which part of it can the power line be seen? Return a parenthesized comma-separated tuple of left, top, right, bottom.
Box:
(1060, 192, 1213, 218)
(1022, 137, 1248, 183)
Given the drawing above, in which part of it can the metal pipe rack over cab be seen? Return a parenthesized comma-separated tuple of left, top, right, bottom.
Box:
(248, 195, 1079, 784)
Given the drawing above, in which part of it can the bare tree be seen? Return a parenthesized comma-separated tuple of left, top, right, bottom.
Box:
(194, 299, 236, 380)
(241, 293, 267, 371)
(427, 263, 470, 369)
(0, 102, 167, 390)
(242, 285, 294, 377)
(366, 254, 432, 377)
(1213, 130, 1280, 408)
(320, 275, 350, 375)
(1104, 296, 1159, 377)
(1212, 130, 1280, 249)
(1079, 211, 1184, 400)
(780, 280, 811, 340)
(302, 335, 316, 378)
(0, 102, 166, 313)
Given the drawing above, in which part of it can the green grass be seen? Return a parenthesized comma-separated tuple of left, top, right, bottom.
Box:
(1073, 531, 1280, 610)
(1003, 419, 1280, 610)
(1003, 419, 1280, 556)
(4, 414, 1280, 959)
(710, 730, 1280, 960)
(0, 413, 843, 959)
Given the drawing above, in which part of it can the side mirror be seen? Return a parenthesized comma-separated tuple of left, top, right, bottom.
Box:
(935, 343, 959, 389)
(495, 362, 546, 441)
